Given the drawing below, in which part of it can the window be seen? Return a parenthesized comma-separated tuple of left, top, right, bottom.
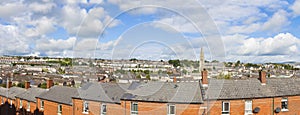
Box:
(168, 104, 175, 115)
(101, 103, 107, 115)
(10, 100, 13, 108)
(40, 100, 44, 110)
(58, 104, 62, 115)
(19, 100, 23, 108)
(281, 98, 288, 111)
(245, 100, 252, 115)
(83, 101, 89, 114)
(222, 101, 230, 115)
(27, 102, 30, 111)
(131, 102, 138, 115)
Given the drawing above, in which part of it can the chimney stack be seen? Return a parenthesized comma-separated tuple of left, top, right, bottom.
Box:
(47, 79, 54, 89)
(7, 81, 12, 89)
(173, 77, 177, 83)
(25, 81, 30, 89)
(259, 70, 266, 85)
(201, 69, 208, 87)
(7, 72, 13, 88)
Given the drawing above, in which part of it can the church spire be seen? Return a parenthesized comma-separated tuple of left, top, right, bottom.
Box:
(199, 47, 204, 72)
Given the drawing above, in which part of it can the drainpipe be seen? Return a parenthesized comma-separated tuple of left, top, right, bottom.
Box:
(272, 97, 274, 115)
(206, 95, 209, 115)
(124, 100, 126, 115)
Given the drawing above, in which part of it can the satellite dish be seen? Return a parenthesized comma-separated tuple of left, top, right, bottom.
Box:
(253, 107, 260, 113)
(274, 107, 281, 113)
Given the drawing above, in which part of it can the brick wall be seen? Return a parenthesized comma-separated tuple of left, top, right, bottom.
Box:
(0, 96, 17, 115)
(15, 98, 37, 114)
(73, 98, 124, 115)
(121, 100, 202, 115)
(37, 98, 73, 115)
(207, 96, 300, 115)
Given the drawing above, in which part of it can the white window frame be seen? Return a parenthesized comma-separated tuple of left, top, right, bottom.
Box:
(244, 100, 252, 115)
(19, 100, 23, 108)
(58, 104, 62, 115)
(27, 102, 30, 112)
(281, 98, 288, 111)
(222, 101, 230, 115)
(82, 101, 89, 114)
(40, 100, 44, 110)
(167, 104, 176, 115)
(10, 100, 13, 108)
(131, 102, 138, 115)
(101, 103, 107, 115)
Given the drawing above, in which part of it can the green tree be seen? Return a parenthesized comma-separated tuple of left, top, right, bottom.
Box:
(136, 74, 141, 79)
(235, 60, 240, 67)
(146, 74, 151, 80)
(17, 83, 25, 88)
(182, 69, 188, 74)
(168, 59, 181, 67)
(39, 83, 47, 89)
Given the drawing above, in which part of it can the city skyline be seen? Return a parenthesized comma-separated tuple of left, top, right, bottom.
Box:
(0, 0, 300, 63)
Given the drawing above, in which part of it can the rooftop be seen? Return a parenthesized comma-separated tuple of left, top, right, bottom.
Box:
(37, 85, 78, 105)
(15, 87, 47, 102)
(122, 82, 203, 104)
(74, 82, 129, 103)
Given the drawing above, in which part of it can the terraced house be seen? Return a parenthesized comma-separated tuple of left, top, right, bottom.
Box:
(2, 70, 300, 114)
(36, 85, 79, 115)
(15, 81, 47, 115)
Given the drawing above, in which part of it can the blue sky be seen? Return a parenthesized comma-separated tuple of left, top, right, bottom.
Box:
(0, 0, 300, 63)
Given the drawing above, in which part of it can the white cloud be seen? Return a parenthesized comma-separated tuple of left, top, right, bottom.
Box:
(290, 0, 300, 16)
(152, 16, 198, 33)
(227, 33, 300, 60)
(28, 2, 56, 13)
(0, 1, 26, 19)
(262, 10, 290, 32)
(0, 24, 30, 55)
(35, 37, 76, 52)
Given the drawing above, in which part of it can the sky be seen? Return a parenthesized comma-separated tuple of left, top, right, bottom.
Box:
(0, 0, 300, 63)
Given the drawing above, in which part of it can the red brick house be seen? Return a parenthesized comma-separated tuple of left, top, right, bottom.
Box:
(202, 71, 300, 115)
(36, 85, 78, 115)
(120, 81, 205, 115)
(15, 82, 47, 115)
(72, 82, 129, 115)
(0, 86, 26, 115)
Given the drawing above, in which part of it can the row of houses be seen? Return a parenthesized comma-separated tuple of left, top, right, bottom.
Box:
(1, 70, 300, 115)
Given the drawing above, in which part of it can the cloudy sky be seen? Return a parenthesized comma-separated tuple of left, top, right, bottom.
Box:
(0, 0, 300, 63)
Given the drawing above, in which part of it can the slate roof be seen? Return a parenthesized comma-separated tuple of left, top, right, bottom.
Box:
(0, 87, 8, 97)
(75, 82, 129, 103)
(205, 78, 273, 100)
(15, 88, 47, 102)
(267, 78, 300, 97)
(205, 78, 300, 100)
(121, 82, 203, 104)
(37, 86, 78, 105)
(0, 87, 27, 100)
